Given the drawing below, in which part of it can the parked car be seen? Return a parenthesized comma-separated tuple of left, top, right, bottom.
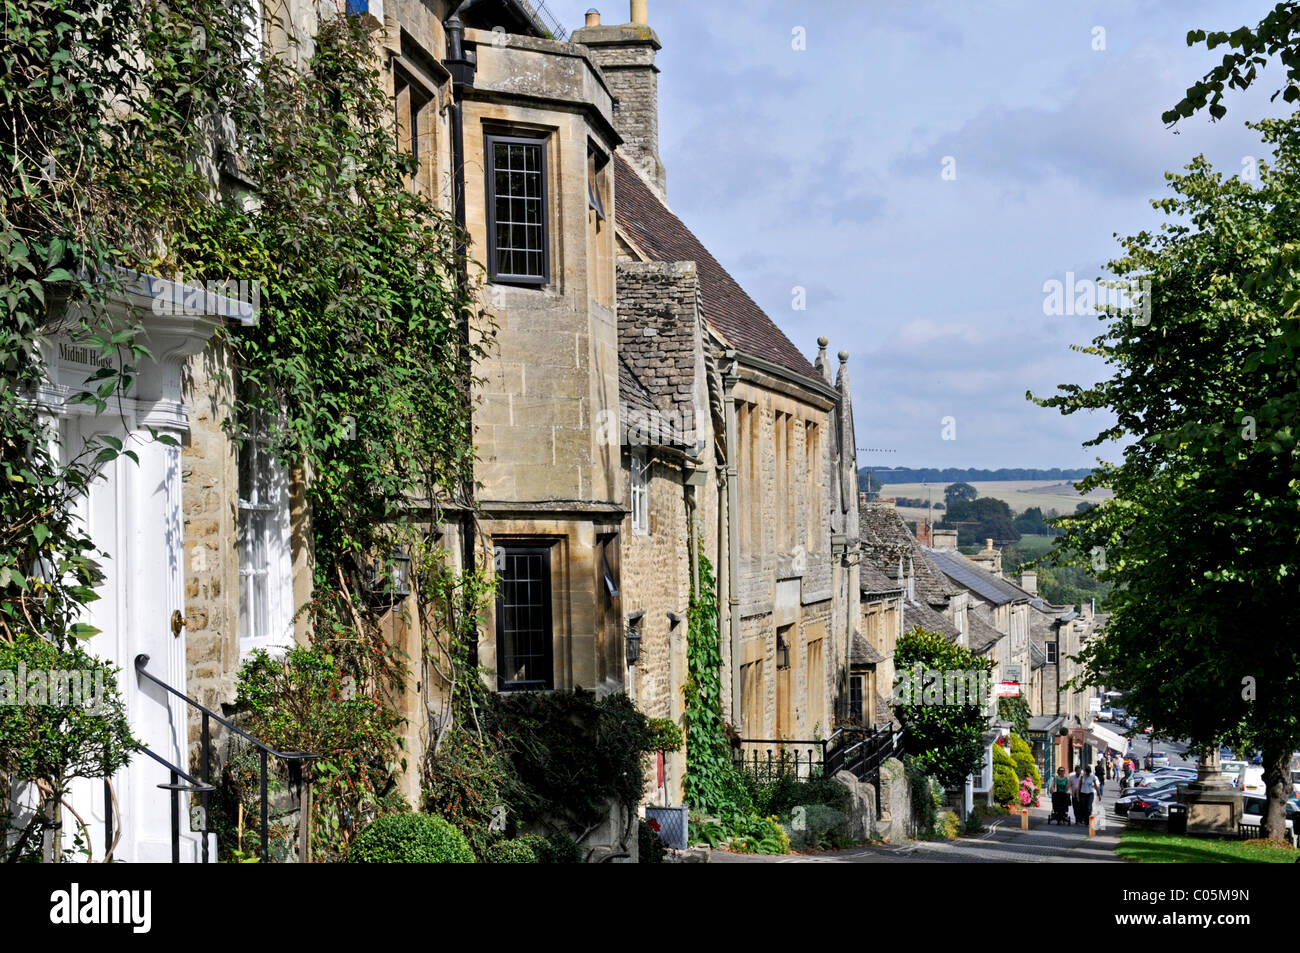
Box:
(1116, 782, 1189, 816)
(1242, 795, 1297, 832)
(1144, 752, 1171, 769)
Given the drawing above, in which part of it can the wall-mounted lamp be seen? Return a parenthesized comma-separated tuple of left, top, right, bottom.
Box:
(626, 610, 645, 666)
(367, 545, 412, 604)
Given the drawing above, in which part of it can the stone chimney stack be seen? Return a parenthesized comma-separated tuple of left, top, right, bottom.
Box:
(1020, 570, 1037, 595)
(932, 529, 958, 551)
(971, 538, 1002, 575)
(915, 519, 932, 547)
(572, 2, 667, 200)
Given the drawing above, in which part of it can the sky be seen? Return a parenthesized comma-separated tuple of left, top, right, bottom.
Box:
(542, 0, 1293, 471)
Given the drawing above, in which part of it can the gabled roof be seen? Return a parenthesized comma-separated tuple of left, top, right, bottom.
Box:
(927, 548, 1030, 606)
(860, 565, 904, 594)
(850, 631, 885, 666)
(904, 599, 962, 643)
(613, 155, 821, 384)
(859, 503, 955, 605)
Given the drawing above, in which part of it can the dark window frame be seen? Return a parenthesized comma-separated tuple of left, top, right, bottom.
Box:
(485, 132, 550, 286)
(494, 545, 554, 691)
(849, 674, 863, 722)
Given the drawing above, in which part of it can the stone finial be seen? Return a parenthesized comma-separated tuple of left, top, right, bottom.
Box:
(586, 9, 601, 27)
(838, 350, 849, 364)
(815, 336, 832, 384)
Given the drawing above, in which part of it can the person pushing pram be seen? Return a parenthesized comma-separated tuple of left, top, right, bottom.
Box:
(1048, 766, 1071, 824)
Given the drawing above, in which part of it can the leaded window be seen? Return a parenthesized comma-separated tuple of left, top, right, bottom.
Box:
(486, 134, 548, 284)
(495, 546, 553, 690)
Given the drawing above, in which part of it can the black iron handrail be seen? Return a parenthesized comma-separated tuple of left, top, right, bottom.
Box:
(136, 745, 216, 864)
(135, 653, 317, 862)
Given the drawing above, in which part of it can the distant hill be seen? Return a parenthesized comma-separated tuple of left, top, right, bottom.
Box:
(859, 467, 1093, 486)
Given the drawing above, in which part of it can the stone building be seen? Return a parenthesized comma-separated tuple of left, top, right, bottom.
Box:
(44, 0, 866, 859)
(575, 3, 864, 777)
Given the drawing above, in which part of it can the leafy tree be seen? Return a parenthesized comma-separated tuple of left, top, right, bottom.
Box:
(1031, 114, 1300, 841)
(944, 482, 978, 506)
(1164, 4, 1300, 124)
(0, 634, 138, 860)
(940, 497, 1020, 547)
(1013, 506, 1062, 536)
(892, 626, 993, 789)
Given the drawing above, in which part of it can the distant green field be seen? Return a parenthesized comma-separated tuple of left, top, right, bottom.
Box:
(883, 480, 1111, 520)
(1006, 534, 1058, 559)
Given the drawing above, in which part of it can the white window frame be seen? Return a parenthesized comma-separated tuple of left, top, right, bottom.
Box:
(238, 408, 295, 659)
(630, 449, 649, 535)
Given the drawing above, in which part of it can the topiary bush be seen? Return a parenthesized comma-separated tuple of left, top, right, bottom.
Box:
(347, 813, 475, 863)
(992, 763, 1019, 807)
(1008, 733, 1042, 788)
(482, 835, 543, 864)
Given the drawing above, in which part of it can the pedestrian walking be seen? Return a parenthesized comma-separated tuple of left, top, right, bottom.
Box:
(1068, 765, 1083, 824)
(1095, 759, 1106, 797)
(1049, 767, 1071, 824)
(1078, 765, 1096, 825)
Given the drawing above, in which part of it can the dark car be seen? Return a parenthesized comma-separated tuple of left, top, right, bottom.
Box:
(1115, 782, 1187, 816)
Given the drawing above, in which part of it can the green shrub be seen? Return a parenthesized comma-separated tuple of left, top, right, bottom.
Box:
(904, 758, 940, 836)
(747, 771, 849, 818)
(992, 742, 1015, 768)
(786, 803, 851, 850)
(1007, 734, 1042, 788)
(483, 836, 543, 863)
(535, 832, 584, 864)
(727, 814, 790, 854)
(936, 810, 961, 839)
(421, 726, 515, 859)
(348, 813, 475, 863)
(992, 763, 1019, 807)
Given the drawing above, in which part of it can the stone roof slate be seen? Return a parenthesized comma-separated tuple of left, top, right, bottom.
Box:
(858, 503, 956, 605)
(904, 599, 962, 643)
(927, 548, 1031, 606)
(614, 155, 821, 384)
(850, 631, 885, 666)
(618, 353, 657, 418)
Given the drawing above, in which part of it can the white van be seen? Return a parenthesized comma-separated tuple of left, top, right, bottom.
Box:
(1221, 760, 1248, 786)
(1238, 765, 1265, 795)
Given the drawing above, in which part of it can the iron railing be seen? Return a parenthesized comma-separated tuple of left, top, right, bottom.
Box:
(135, 654, 316, 862)
(135, 745, 216, 863)
(731, 738, 827, 782)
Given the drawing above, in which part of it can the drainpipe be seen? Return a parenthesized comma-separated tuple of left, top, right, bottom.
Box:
(444, 12, 478, 664)
(722, 353, 741, 722)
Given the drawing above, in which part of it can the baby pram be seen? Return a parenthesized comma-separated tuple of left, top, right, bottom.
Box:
(1049, 790, 1071, 825)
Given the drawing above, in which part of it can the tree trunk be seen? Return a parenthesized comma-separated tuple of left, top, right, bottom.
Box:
(1260, 745, 1291, 843)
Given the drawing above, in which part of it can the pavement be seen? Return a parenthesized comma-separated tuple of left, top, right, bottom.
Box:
(713, 783, 1127, 864)
(713, 731, 1201, 863)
